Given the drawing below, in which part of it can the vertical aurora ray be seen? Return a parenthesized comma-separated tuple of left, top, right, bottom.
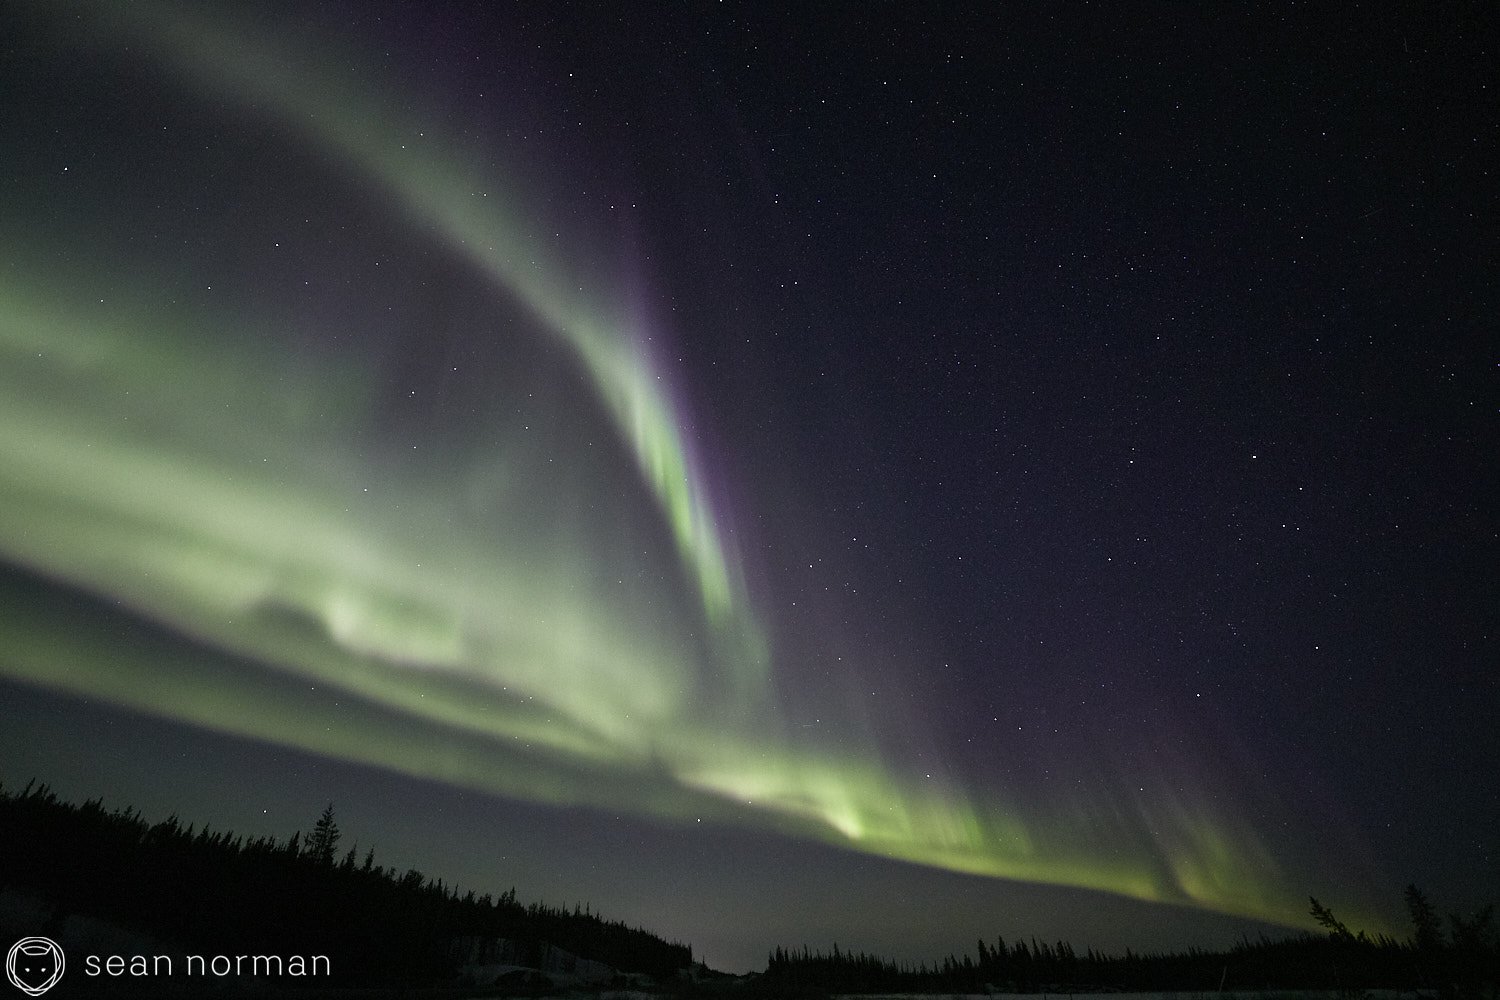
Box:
(0, 0, 1376, 936)
(128, 0, 748, 642)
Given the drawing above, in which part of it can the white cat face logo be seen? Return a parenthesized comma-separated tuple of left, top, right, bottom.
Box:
(6, 937, 65, 997)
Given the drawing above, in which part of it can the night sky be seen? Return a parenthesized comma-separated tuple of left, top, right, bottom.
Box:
(1, 0, 1494, 974)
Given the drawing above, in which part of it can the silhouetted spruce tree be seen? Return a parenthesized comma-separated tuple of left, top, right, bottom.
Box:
(1408, 884, 1445, 952)
(308, 802, 341, 864)
(1310, 895, 1356, 940)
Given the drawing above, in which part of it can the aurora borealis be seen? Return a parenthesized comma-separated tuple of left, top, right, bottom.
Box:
(2, 0, 1493, 973)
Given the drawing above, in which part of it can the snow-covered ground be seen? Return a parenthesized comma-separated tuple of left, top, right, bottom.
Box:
(835, 993, 1428, 1000)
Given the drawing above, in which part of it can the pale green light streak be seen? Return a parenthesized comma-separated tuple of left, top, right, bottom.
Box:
(0, 269, 1317, 929)
(0, 0, 1342, 936)
(123, 1, 743, 638)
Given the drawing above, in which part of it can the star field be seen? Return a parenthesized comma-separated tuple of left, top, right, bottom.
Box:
(0, 0, 1494, 973)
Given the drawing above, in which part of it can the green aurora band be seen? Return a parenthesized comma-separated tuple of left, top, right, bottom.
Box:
(0, 0, 1363, 935)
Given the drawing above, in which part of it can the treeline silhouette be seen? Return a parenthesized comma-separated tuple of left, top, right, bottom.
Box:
(0, 781, 692, 985)
(5, 780, 1494, 996)
(764, 889, 1497, 997)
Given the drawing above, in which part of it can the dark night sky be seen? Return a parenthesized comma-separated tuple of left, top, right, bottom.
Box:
(1, 1, 1495, 974)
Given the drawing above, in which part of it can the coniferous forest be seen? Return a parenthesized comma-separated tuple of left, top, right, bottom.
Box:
(759, 902, 1498, 998)
(0, 781, 691, 989)
(1, 781, 1495, 997)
